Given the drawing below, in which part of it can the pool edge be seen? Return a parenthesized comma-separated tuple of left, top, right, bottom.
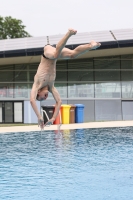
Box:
(0, 120, 133, 133)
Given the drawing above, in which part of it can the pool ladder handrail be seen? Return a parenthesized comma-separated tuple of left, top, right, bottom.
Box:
(41, 108, 62, 131)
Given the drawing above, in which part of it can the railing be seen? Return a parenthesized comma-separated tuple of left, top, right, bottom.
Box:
(0, 82, 133, 99)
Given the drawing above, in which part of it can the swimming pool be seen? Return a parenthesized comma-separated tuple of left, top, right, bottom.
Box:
(0, 127, 133, 200)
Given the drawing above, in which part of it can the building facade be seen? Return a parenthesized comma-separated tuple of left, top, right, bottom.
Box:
(0, 29, 133, 123)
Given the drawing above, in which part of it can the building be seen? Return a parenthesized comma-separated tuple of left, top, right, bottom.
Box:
(0, 28, 133, 123)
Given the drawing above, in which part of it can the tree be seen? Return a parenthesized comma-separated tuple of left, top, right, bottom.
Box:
(0, 16, 31, 39)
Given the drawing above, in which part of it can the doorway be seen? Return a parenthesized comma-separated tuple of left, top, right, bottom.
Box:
(0, 101, 23, 123)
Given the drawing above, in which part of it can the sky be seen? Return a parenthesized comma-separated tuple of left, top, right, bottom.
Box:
(0, 0, 133, 37)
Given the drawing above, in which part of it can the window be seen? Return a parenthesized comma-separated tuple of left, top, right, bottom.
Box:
(0, 66, 14, 82)
(121, 71, 133, 81)
(95, 82, 121, 98)
(54, 83, 67, 98)
(68, 82, 94, 98)
(122, 81, 133, 98)
(94, 56, 120, 69)
(68, 71, 93, 81)
(95, 71, 120, 81)
(68, 58, 93, 69)
(56, 71, 67, 81)
(121, 55, 133, 69)
(56, 60, 67, 69)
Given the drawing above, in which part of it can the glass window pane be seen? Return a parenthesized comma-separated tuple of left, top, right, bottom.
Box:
(95, 71, 120, 81)
(14, 84, 29, 98)
(14, 65, 27, 82)
(121, 60, 133, 70)
(15, 64, 27, 70)
(56, 60, 67, 69)
(8, 84, 14, 98)
(29, 63, 39, 70)
(68, 58, 93, 69)
(29, 83, 67, 99)
(68, 83, 94, 98)
(121, 55, 133, 69)
(1, 84, 29, 99)
(54, 83, 67, 98)
(0, 70, 13, 82)
(0, 102, 2, 122)
(5, 102, 13, 123)
(43, 83, 67, 99)
(95, 82, 121, 98)
(14, 102, 23, 122)
(56, 71, 67, 81)
(121, 71, 133, 81)
(68, 71, 93, 81)
(0, 84, 8, 98)
(122, 81, 133, 98)
(94, 56, 120, 69)
(15, 71, 27, 82)
(0, 65, 13, 71)
(29, 71, 36, 82)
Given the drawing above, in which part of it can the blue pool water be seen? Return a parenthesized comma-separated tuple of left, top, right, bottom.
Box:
(0, 127, 133, 200)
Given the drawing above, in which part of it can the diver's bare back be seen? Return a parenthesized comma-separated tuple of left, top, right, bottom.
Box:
(35, 56, 56, 90)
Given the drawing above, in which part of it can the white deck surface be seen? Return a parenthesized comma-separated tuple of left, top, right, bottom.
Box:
(0, 121, 133, 133)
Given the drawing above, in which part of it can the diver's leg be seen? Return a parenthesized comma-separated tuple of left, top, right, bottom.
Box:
(60, 41, 101, 59)
(44, 29, 77, 59)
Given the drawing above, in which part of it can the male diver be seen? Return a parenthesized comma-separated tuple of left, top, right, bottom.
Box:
(30, 28, 101, 129)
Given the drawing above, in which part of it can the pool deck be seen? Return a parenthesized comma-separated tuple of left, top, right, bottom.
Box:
(0, 120, 133, 133)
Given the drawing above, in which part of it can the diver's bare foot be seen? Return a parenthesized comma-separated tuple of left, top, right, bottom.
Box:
(90, 40, 101, 49)
(68, 28, 77, 36)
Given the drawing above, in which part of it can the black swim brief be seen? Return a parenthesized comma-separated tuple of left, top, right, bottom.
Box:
(42, 44, 56, 59)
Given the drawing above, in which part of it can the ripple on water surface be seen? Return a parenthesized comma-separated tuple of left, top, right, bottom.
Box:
(0, 127, 133, 200)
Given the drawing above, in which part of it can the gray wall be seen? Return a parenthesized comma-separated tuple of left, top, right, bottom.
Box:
(24, 99, 133, 123)
(95, 100, 122, 121)
(41, 99, 68, 107)
(68, 100, 123, 122)
(68, 100, 94, 122)
(122, 101, 133, 120)
(24, 100, 40, 123)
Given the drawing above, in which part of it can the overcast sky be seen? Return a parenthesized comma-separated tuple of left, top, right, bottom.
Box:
(0, 0, 133, 37)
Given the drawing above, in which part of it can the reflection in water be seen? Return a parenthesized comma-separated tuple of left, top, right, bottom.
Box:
(0, 127, 133, 200)
(54, 130, 63, 148)
(75, 129, 85, 140)
(62, 129, 70, 140)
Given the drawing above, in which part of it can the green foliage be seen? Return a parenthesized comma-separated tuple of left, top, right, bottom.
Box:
(0, 16, 31, 39)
